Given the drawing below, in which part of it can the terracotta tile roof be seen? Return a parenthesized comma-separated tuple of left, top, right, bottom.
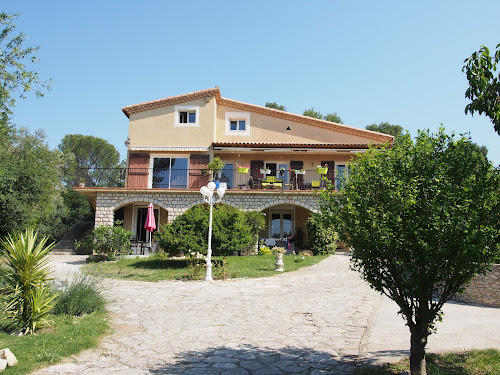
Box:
(122, 87, 393, 143)
(213, 142, 373, 149)
(122, 87, 221, 117)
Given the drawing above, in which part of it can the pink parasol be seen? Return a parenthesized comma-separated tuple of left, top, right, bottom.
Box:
(144, 203, 156, 248)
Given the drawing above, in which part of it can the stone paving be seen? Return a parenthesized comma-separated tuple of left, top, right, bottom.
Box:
(33, 254, 500, 375)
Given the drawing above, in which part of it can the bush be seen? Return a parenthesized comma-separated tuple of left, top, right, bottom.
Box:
(53, 272, 106, 315)
(305, 213, 339, 255)
(76, 223, 133, 261)
(258, 246, 272, 255)
(157, 205, 265, 256)
(0, 229, 58, 334)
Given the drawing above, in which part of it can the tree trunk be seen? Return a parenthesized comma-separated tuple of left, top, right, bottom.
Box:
(410, 323, 428, 375)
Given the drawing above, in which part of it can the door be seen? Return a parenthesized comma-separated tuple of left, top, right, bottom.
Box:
(270, 211, 294, 239)
(278, 163, 288, 189)
(290, 160, 304, 189)
(221, 163, 234, 189)
(135, 207, 159, 242)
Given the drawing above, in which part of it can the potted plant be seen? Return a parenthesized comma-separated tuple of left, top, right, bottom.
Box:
(272, 246, 285, 272)
(260, 167, 271, 175)
(295, 168, 305, 175)
(237, 164, 250, 173)
(207, 157, 225, 181)
(279, 167, 286, 177)
(316, 165, 328, 175)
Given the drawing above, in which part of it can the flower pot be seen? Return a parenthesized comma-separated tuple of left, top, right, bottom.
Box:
(316, 167, 328, 175)
(237, 167, 249, 173)
(295, 170, 305, 175)
(275, 253, 284, 272)
(260, 169, 271, 175)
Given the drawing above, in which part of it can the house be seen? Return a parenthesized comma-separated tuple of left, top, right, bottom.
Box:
(76, 87, 393, 251)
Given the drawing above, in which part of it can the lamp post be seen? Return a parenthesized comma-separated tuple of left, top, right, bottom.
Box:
(200, 181, 225, 281)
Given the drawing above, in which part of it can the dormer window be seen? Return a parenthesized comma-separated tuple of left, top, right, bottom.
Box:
(230, 120, 246, 131)
(175, 106, 199, 127)
(225, 112, 250, 135)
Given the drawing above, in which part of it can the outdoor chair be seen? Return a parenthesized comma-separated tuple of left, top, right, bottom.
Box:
(311, 180, 321, 189)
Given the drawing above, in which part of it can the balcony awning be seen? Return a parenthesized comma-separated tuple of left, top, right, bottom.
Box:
(129, 146, 210, 152)
(212, 142, 372, 153)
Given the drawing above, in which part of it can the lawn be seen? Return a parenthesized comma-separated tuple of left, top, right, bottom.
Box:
(355, 349, 500, 375)
(0, 311, 109, 375)
(83, 254, 329, 282)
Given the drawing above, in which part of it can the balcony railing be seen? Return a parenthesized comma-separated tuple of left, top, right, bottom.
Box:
(75, 168, 342, 191)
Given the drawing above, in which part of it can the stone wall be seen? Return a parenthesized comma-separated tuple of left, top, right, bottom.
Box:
(94, 190, 320, 228)
(451, 264, 500, 307)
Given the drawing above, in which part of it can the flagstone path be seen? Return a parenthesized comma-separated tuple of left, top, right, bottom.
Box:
(34, 254, 500, 375)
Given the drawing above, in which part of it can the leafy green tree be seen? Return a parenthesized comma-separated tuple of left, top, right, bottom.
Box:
(305, 213, 338, 255)
(303, 108, 343, 123)
(463, 43, 500, 135)
(303, 107, 323, 119)
(0, 127, 62, 239)
(323, 112, 342, 123)
(366, 122, 404, 138)
(265, 102, 287, 111)
(0, 13, 51, 123)
(59, 134, 123, 187)
(319, 129, 500, 375)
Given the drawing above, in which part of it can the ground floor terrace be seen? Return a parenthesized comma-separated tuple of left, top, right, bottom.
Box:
(77, 188, 323, 253)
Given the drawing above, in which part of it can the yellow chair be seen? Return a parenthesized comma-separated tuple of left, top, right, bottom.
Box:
(267, 176, 276, 183)
(311, 180, 320, 189)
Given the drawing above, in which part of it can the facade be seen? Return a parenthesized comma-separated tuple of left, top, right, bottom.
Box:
(77, 87, 393, 250)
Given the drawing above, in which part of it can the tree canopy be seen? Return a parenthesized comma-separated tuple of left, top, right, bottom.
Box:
(365, 122, 404, 138)
(303, 108, 343, 123)
(463, 43, 500, 135)
(0, 13, 51, 123)
(59, 134, 123, 187)
(265, 102, 286, 111)
(319, 129, 500, 375)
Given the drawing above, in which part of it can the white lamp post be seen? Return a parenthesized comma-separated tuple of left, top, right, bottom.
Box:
(200, 181, 225, 281)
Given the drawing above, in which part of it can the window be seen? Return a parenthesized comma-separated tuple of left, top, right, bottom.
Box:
(152, 157, 188, 188)
(270, 211, 294, 239)
(230, 120, 246, 131)
(225, 112, 250, 135)
(179, 111, 196, 124)
(175, 106, 199, 127)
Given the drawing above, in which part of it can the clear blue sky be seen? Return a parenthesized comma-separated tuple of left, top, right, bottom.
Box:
(3, 0, 500, 165)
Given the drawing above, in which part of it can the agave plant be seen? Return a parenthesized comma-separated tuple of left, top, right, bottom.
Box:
(0, 228, 58, 334)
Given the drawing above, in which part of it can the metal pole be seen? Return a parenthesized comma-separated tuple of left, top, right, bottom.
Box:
(206, 196, 214, 281)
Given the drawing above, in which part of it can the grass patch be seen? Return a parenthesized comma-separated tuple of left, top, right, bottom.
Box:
(83, 254, 329, 282)
(0, 311, 109, 375)
(355, 349, 500, 375)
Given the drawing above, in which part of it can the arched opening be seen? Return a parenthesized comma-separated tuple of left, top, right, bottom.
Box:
(260, 204, 311, 252)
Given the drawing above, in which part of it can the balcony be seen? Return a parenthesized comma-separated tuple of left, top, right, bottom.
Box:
(75, 168, 343, 191)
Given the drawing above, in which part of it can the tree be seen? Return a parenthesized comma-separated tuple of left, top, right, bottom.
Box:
(303, 107, 323, 119)
(463, 43, 500, 135)
(319, 129, 500, 375)
(59, 134, 123, 187)
(366, 122, 404, 138)
(303, 108, 343, 123)
(0, 13, 51, 123)
(0, 126, 62, 239)
(265, 102, 286, 111)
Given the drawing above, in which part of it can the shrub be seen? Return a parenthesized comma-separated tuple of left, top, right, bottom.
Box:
(53, 272, 106, 316)
(258, 246, 272, 255)
(305, 213, 338, 255)
(157, 205, 265, 256)
(76, 223, 133, 261)
(0, 229, 58, 334)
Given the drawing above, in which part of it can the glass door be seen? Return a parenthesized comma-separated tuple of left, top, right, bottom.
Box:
(270, 211, 294, 239)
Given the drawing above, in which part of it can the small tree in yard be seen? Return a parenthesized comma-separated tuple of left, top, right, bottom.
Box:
(319, 129, 500, 375)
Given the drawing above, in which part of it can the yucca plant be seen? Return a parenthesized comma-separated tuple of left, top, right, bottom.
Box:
(0, 228, 58, 334)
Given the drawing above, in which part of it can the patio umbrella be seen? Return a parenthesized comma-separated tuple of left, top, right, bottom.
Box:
(144, 203, 156, 249)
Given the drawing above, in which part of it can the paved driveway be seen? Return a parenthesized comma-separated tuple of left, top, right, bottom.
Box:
(35, 255, 500, 375)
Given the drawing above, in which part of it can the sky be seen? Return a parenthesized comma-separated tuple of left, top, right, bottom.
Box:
(3, 0, 500, 166)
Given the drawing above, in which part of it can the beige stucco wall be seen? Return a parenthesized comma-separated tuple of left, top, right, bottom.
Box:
(216, 105, 378, 145)
(128, 97, 216, 148)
